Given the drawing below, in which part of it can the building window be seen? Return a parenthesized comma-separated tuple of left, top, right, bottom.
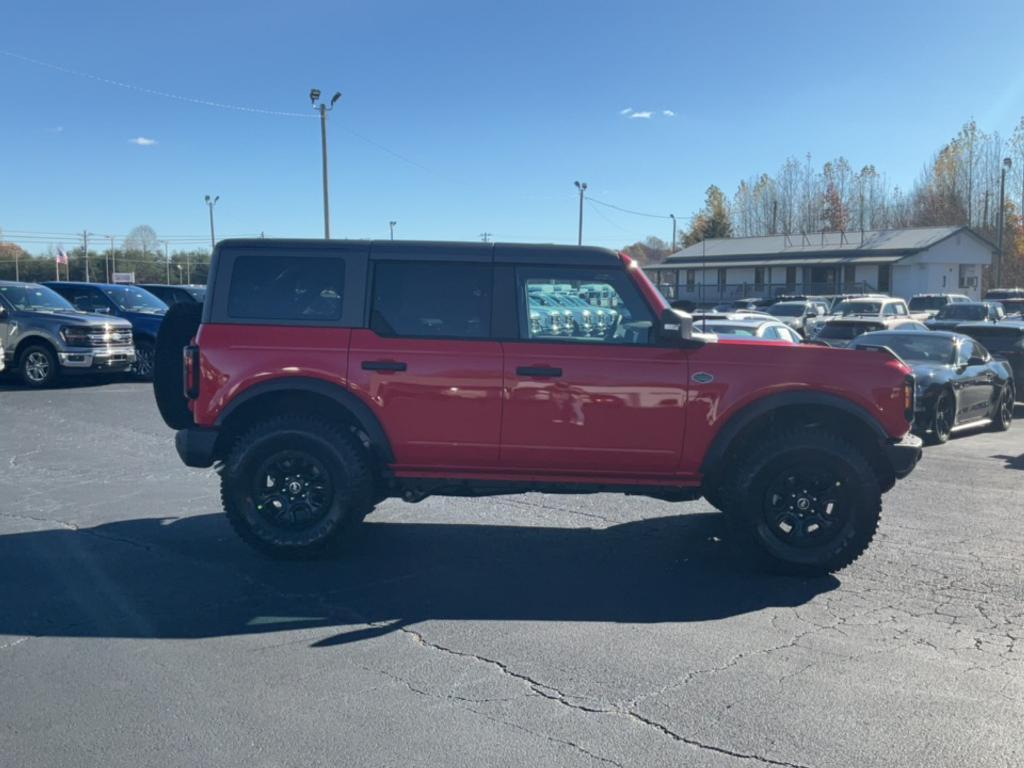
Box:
(878, 265, 891, 293)
(717, 268, 727, 289)
(843, 264, 856, 289)
(686, 269, 695, 290)
(785, 266, 797, 289)
(754, 267, 765, 290)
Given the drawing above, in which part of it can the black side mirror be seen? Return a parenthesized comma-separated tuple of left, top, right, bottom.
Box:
(967, 355, 986, 366)
(659, 307, 694, 344)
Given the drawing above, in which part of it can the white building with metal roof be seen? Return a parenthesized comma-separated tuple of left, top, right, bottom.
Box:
(646, 226, 994, 303)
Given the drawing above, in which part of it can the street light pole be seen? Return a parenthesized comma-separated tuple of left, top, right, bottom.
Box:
(107, 236, 116, 281)
(204, 195, 219, 249)
(81, 230, 92, 282)
(389, 220, 397, 240)
(310, 88, 342, 239)
(574, 180, 587, 246)
(670, 213, 677, 251)
(996, 157, 1011, 288)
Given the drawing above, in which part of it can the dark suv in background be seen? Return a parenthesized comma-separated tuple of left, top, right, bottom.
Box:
(44, 281, 168, 379)
(140, 284, 206, 306)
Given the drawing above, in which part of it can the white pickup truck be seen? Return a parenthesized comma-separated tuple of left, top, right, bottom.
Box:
(806, 296, 929, 340)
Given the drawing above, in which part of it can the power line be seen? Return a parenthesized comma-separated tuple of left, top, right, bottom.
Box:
(0, 50, 314, 118)
(585, 195, 673, 220)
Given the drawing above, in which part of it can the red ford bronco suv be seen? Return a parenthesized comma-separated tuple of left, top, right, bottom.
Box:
(154, 239, 922, 574)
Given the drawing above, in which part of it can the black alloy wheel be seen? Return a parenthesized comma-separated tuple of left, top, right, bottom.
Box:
(992, 384, 1014, 432)
(252, 450, 334, 530)
(762, 466, 851, 549)
(135, 340, 155, 380)
(929, 390, 955, 445)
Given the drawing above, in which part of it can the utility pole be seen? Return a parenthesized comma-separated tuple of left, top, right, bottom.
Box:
(205, 195, 219, 249)
(82, 230, 91, 282)
(996, 157, 1011, 288)
(669, 214, 677, 251)
(389, 220, 397, 240)
(574, 180, 587, 245)
(479, 232, 492, 243)
(310, 88, 342, 239)
(163, 241, 170, 284)
(108, 236, 116, 281)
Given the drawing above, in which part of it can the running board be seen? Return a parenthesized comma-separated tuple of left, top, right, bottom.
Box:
(950, 418, 992, 433)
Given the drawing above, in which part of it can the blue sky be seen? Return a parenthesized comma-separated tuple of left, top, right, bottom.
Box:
(2, 0, 1024, 255)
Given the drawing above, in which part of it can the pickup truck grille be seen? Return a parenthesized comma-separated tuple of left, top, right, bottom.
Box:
(81, 328, 133, 347)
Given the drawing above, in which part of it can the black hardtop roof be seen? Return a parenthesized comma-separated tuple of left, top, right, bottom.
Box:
(215, 238, 623, 266)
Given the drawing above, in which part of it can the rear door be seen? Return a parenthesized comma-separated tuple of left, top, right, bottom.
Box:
(498, 258, 688, 477)
(348, 248, 504, 470)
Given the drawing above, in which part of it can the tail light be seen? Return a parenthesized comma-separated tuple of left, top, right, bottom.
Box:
(903, 375, 915, 424)
(183, 344, 200, 399)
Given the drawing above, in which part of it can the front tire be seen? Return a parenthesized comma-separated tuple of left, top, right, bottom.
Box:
(19, 344, 59, 388)
(926, 389, 955, 445)
(991, 384, 1014, 432)
(221, 417, 374, 558)
(724, 430, 882, 575)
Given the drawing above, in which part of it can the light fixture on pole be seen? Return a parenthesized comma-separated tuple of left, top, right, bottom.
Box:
(996, 157, 1012, 288)
(204, 195, 219, 250)
(389, 220, 397, 240)
(574, 180, 587, 246)
(310, 88, 342, 239)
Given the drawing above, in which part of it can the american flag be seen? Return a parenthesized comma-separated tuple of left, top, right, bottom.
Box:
(56, 248, 68, 265)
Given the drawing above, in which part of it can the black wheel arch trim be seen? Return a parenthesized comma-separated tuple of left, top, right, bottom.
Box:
(701, 391, 889, 476)
(214, 377, 395, 464)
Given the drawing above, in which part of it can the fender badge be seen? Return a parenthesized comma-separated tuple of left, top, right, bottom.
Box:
(691, 372, 714, 384)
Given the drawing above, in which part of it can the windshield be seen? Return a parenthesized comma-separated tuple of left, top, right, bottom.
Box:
(835, 300, 882, 315)
(908, 296, 947, 311)
(101, 286, 168, 313)
(935, 304, 985, 320)
(0, 284, 75, 312)
(768, 303, 804, 317)
(852, 333, 955, 363)
(818, 322, 883, 340)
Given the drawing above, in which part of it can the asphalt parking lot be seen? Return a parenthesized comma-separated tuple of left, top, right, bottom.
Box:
(1, 378, 1022, 768)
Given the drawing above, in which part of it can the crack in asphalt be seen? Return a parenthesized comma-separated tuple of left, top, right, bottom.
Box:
(398, 626, 816, 768)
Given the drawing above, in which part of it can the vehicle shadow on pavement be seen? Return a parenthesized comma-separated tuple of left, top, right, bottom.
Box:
(0, 511, 838, 646)
(0, 373, 138, 391)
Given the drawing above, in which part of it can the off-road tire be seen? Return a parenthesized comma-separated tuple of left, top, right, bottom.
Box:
(153, 302, 203, 429)
(991, 384, 1014, 432)
(723, 429, 882, 575)
(221, 417, 374, 559)
(19, 344, 59, 388)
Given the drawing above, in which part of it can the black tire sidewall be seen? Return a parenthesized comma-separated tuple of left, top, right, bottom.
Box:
(153, 303, 202, 429)
(729, 433, 880, 573)
(993, 385, 1014, 431)
(224, 424, 368, 555)
(931, 391, 952, 444)
(20, 344, 59, 388)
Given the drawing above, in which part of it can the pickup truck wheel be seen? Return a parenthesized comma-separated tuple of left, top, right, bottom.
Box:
(991, 384, 1014, 432)
(20, 344, 59, 388)
(725, 430, 881, 575)
(221, 417, 373, 558)
(134, 340, 155, 381)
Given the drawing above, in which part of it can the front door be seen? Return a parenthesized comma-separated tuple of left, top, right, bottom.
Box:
(348, 258, 503, 470)
(955, 339, 997, 422)
(500, 265, 688, 477)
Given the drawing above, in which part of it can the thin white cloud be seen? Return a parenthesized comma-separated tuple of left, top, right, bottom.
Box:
(662, 109, 675, 117)
(129, 136, 157, 146)
(629, 111, 653, 119)
(619, 107, 633, 115)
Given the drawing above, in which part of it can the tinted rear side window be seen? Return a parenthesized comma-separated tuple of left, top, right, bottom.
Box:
(370, 261, 491, 338)
(227, 255, 344, 321)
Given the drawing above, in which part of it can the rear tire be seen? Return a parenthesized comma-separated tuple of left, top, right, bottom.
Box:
(925, 389, 954, 445)
(19, 344, 59, 388)
(724, 430, 882, 575)
(221, 417, 374, 559)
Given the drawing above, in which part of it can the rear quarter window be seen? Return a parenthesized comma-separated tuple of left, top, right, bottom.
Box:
(226, 255, 345, 322)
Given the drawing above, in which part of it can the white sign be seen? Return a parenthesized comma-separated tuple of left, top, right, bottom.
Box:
(112, 272, 136, 284)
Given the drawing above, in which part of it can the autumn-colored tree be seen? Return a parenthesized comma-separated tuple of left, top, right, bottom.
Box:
(622, 236, 671, 265)
(684, 185, 732, 245)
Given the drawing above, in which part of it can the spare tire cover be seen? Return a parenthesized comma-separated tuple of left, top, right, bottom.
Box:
(153, 302, 203, 430)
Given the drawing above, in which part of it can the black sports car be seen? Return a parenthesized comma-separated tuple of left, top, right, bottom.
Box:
(849, 330, 1014, 444)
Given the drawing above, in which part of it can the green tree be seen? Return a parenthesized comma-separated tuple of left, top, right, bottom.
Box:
(684, 185, 732, 245)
